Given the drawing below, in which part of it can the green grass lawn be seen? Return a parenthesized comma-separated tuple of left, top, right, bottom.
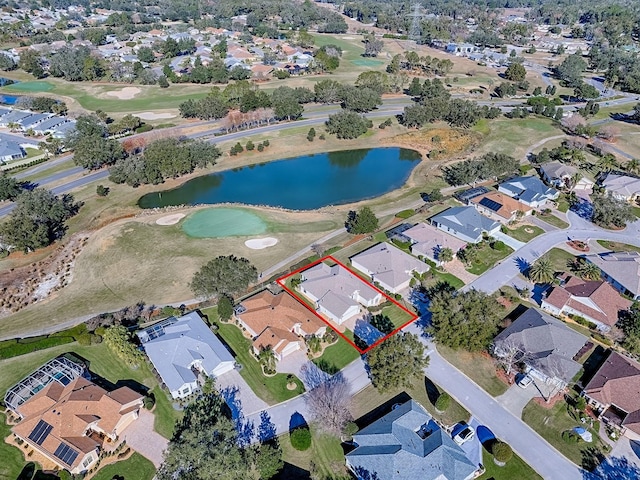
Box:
(201, 308, 305, 404)
(436, 345, 508, 397)
(431, 270, 465, 289)
(545, 247, 577, 272)
(466, 243, 514, 275)
(537, 213, 569, 229)
(503, 224, 545, 243)
(597, 240, 640, 253)
(556, 194, 570, 213)
(313, 333, 359, 374)
(278, 427, 347, 479)
(381, 303, 415, 329)
(478, 449, 542, 480)
(0, 412, 28, 480)
(92, 452, 156, 480)
(521, 395, 608, 466)
(0, 342, 181, 440)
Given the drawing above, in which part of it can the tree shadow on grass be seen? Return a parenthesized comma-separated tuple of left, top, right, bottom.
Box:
(424, 377, 440, 406)
(353, 392, 412, 429)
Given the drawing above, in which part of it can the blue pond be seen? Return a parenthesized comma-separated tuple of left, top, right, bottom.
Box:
(0, 95, 19, 105)
(138, 147, 422, 210)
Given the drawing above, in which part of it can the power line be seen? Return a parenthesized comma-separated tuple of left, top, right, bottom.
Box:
(407, 4, 425, 43)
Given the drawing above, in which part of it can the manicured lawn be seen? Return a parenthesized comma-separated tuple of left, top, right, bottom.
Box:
(556, 195, 570, 213)
(521, 395, 609, 466)
(465, 243, 514, 275)
(381, 303, 415, 329)
(537, 213, 569, 229)
(504, 224, 544, 243)
(313, 334, 359, 374)
(0, 412, 27, 480)
(201, 308, 305, 405)
(432, 270, 465, 289)
(597, 240, 640, 253)
(436, 345, 508, 397)
(92, 452, 156, 480)
(478, 449, 542, 480)
(277, 427, 347, 479)
(150, 385, 178, 440)
(546, 247, 577, 273)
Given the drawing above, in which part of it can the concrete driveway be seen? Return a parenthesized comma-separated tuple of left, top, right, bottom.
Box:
(216, 368, 268, 416)
(496, 382, 538, 417)
(121, 409, 168, 468)
(275, 349, 309, 378)
(453, 417, 483, 469)
(610, 437, 640, 468)
(493, 231, 526, 251)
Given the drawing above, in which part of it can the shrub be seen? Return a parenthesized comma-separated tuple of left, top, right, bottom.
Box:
(491, 240, 507, 251)
(257, 143, 264, 152)
(263, 139, 270, 147)
(96, 184, 109, 196)
(435, 392, 451, 412)
(246, 140, 255, 151)
(76, 333, 93, 346)
(135, 124, 153, 133)
(395, 209, 415, 219)
(290, 427, 312, 451)
(143, 395, 155, 410)
(343, 421, 359, 438)
(492, 441, 513, 463)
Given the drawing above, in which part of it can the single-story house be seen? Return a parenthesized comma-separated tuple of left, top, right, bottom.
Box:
(445, 43, 477, 56)
(583, 351, 640, 439)
(234, 290, 327, 360)
(493, 307, 587, 388)
(600, 173, 640, 202)
(138, 311, 235, 399)
(32, 116, 67, 135)
(17, 112, 52, 130)
(539, 161, 579, 188)
(429, 206, 501, 244)
(0, 137, 26, 163)
(541, 275, 632, 332)
(11, 377, 143, 475)
(498, 176, 560, 208)
(584, 251, 640, 300)
(299, 262, 383, 324)
(402, 222, 467, 264)
(0, 109, 33, 127)
(346, 399, 478, 480)
(350, 242, 429, 294)
(469, 191, 532, 223)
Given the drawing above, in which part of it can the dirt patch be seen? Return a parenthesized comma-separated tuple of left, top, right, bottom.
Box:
(382, 127, 482, 159)
(245, 237, 278, 249)
(532, 393, 565, 409)
(106, 87, 141, 100)
(0, 234, 89, 318)
(156, 213, 185, 225)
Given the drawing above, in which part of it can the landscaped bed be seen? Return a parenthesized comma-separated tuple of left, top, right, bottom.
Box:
(91, 452, 156, 480)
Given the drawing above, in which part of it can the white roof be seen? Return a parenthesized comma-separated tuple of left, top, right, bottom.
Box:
(350, 243, 429, 290)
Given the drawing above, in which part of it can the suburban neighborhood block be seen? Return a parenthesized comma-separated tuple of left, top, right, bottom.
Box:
(600, 172, 640, 202)
(469, 190, 532, 223)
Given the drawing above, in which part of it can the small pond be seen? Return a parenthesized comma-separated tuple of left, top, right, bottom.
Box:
(139, 147, 422, 210)
(0, 94, 19, 105)
(182, 208, 267, 238)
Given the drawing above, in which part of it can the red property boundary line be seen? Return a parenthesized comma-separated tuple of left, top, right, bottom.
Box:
(276, 255, 419, 354)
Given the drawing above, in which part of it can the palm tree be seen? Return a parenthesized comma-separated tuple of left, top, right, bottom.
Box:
(599, 153, 618, 172)
(528, 256, 555, 284)
(437, 247, 454, 264)
(257, 346, 277, 374)
(627, 159, 640, 175)
(578, 260, 601, 281)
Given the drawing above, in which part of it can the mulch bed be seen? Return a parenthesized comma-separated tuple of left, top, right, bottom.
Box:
(532, 393, 565, 409)
(567, 240, 589, 252)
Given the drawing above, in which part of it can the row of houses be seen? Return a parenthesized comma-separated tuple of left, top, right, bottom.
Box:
(0, 106, 75, 139)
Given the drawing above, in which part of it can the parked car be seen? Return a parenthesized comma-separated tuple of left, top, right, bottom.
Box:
(517, 374, 533, 389)
(453, 423, 475, 446)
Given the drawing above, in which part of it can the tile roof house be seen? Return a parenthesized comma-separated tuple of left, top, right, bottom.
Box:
(401, 222, 467, 265)
(429, 206, 501, 244)
(498, 176, 559, 208)
(12, 377, 143, 474)
(493, 307, 587, 387)
(583, 351, 640, 439)
(234, 290, 327, 360)
(600, 173, 640, 202)
(299, 263, 383, 324)
(139, 311, 235, 399)
(345, 399, 478, 480)
(585, 251, 640, 300)
(350, 242, 429, 294)
(469, 191, 532, 223)
(539, 161, 579, 188)
(541, 275, 632, 332)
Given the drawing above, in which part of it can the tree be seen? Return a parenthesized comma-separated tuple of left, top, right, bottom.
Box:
(258, 346, 277, 374)
(505, 62, 526, 82)
(363, 36, 384, 57)
(0, 173, 22, 201)
(528, 256, 555, 283)
(577, 260, 601, 280)
(190, 255, 257, 299)
(370, 314, 394, 334)
(555, 53, 587, 87)
(96, 185, 109, 197)
(137, 46, 155, 63)
(158, 75, 169, 88)
(493, 337, 527, 375)
(73, 136, 124, 170)
(314, 79, 342, 104)
(345, 206, 379, 234)
(492, 441, 513, 463)
(619, 303, 640, 354)
(592, 194, 635, 228)
(326, 110, 371, 139)
(340, 85, 382, 113)
(427, 283, 503, 351)
(307, 127, 316, 142)
(270, 86, 303, 121)
(217, 295, 234, 321)
(574, 83, 600, 100)
(103, 325, 144, 367)
(437, 247, 454, 264)
(301, 363, 353, 435)
(0, 189, 80, 252)
(366, 333, 429, 392)
(0, 53, 17, 71)
(355, 71, 389, 95)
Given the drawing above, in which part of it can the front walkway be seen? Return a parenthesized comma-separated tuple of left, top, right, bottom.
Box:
(121, 409, 168, 468)
(494, 231, 526, 251)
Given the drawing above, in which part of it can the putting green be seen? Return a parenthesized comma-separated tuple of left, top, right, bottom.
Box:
(4, 81, 54, 92)
(181, 208, 267, 238)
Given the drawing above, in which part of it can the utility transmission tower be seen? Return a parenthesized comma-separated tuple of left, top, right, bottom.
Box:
(408, 4, 425, 43)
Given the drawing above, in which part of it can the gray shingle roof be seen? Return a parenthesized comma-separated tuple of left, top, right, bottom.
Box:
(585, 251, 640, 296)
(499, 176, 559, 204)
(540, 161, 578, 180)
(18, 112, 51, 128)
(33, 117, 67, 132)
(347, 400, 477, 480)
(494, 308, 586, 382)
(430, 206, 500, 242)
(601, 173, 640, 199)
(141, 311, 234, 392)
(0, 138, 24, 159)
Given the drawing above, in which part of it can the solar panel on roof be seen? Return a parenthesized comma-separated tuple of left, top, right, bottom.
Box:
(54, 442, 79, 466)
(479, 197, 503, 212)
(28, 420, 53, 445)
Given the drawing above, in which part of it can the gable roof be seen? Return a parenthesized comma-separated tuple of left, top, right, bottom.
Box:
(0, 138, 24, 158)
(237, 290, 326, 337)
(499, 176, 559, 204)
(544, 275, 632, 327)
(470, 191, 531, 220)
(430, 206, 500, 241)
(494, 307, 587, 382)
(585, 251, 640, 296)
(12, 377, 142, 470)
(347, 400, 477, 480)
(584, 351, 640, 434)
(540, 161, 578, 180)
(350, 243, 429, 290)
(252, 326, 300, 355)
(141, 311, 234, 391)
(601, 173, 640, 198)
(402, 222, 467, 258)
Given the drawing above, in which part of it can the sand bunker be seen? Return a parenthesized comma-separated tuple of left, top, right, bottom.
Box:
(106, 87, 141, 100)
(245, 237, 278, 249)
(156, 213, 185, 225)
(136, 111, 177, 120)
